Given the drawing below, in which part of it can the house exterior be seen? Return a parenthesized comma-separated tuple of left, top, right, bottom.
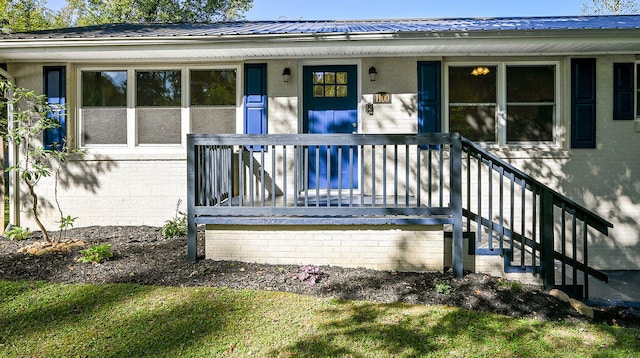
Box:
(0, 16, 639, 284)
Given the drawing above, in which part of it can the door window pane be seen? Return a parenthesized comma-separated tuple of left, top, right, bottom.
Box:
(136, 70, 181, 106)
(190, 69, 236, 106)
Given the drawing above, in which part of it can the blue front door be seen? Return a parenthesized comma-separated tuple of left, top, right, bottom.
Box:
(303, 65, 358, 189)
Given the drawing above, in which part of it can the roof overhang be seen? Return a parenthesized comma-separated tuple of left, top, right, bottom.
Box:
(1, 28, 640, 62)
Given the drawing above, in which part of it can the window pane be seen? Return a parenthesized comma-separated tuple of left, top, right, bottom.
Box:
(325, 85, 336, 97)
(336, 72, 347, 84)
(313, 85, 324, 97)
(82, 71, 127, 107)
(190, 69, 236, 106)
(449, 66, 496, 103)
(82, 108, 127, 145)
(191, 107, 236, 134)
(136, 70, 181, 106)
(336, 85, 348, 97)
(507, 66, 555, 102)
(507, 105, 554, 142)
(313, 72, 324, 84)
(449, 106, 496, 142)
(324, 72, 336, 84)
(137, 108, 181, 144)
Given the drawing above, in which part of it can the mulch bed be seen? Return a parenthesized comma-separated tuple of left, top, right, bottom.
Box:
(1, 225, 639, 329)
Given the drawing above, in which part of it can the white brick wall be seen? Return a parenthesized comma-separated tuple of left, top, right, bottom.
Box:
(205, 225, 444, 271)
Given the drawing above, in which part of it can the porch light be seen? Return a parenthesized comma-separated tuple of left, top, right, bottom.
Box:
(471, 66, 490, 76)
(282, 68, 291, 82)
(368, 66, 378, 81)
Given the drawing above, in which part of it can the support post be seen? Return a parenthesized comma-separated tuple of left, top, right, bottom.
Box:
(450, 133, 463, 278)
(540, 190, 555, 290)
(187, 135, 197, 262)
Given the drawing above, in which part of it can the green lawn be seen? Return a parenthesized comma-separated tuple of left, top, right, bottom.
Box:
(0, 280, 638, 357)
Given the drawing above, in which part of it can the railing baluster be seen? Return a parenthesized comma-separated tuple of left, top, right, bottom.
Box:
(428, 146, 433, 207)
(238, 147, 244, 207)
(477, 152, 482, 245)
(361, 144, 365, 207)
(315, 146, 320, 207)
(327, 145, 331, 207)
(349, 145, 354, 207)
(261, 148, 265, 207)
(293, 145, 298, 207)
(438, 145, 444, 206)
(394, 145, 399, 207)
(382, 145, 387, 207)
(561, 200, 567, 289)
(304, 146, 309, 207)
(488, 159, 493, 251)
(405, 144, 410, 207)
(583, 220, 589, 299)
(572, 213, 578, 291)
(338, 146, 343, 207)
(416, 145, 421, 208)
(499, 167, 504, 252)
(283, 146, 287, 207)
(271, 145, 276, 207)
(372, 145, 376, 207)
(532, 187, 538, 274)
(520, 178, 526, 269)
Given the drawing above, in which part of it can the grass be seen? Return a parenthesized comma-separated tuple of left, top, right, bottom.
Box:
(1, 280, 639, 357)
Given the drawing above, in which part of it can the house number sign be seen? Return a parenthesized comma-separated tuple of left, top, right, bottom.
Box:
(373, 92, 391, 104)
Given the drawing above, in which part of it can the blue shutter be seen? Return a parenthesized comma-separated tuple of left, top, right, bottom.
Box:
(244, 64, 267, 150)
(571, 59, 596, 148)
(417, 61, 441, 133)
(43, 66, 66, 150)
(613, 63, 634, 120)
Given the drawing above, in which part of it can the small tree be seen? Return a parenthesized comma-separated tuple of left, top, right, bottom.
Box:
(582, 0, 639, 14)
(0, 79, 80, 243)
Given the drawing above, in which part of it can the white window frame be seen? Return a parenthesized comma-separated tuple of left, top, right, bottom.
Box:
(76, 64, 242, 153)
(444, 61, 560, 148)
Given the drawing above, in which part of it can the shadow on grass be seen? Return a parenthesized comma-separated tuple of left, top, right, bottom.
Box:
(273, 300, 637, 357)
(0, 281, 244, 356)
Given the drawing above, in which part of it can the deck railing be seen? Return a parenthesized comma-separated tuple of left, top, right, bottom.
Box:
(461, 138, 612, 298)
(187, 133, 464, 277)
(187, 133, 612, 297)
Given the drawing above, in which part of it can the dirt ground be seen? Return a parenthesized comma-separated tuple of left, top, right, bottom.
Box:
(1, 225, 639, 329)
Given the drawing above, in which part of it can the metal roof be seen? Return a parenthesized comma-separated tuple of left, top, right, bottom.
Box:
(3, 15, 640, 40)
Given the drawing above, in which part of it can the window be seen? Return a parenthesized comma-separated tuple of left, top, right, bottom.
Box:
(506, 65, 555, 142)
(81, 71, 127, 145)
(189, 69, 237, 134)
(447, 63, 557, 145)
(136, 70, 181, 144)
(79, 67, 239, 147)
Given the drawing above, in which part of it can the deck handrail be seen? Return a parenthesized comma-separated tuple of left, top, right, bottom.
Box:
(460, 137, 612, 298)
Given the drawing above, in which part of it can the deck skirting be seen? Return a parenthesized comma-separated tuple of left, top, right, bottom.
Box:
(205, 224, 444, 272)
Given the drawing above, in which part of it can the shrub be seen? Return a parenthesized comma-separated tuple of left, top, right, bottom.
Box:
(78, 244, 113, 264)
(5, 226, 31, 240)
(434, 278, 452, 295)
(298, 265, 321, 285)
(161, 200, 187, 238)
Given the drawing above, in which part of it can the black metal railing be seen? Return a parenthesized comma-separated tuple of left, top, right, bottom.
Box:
(461, 138, 612, 298)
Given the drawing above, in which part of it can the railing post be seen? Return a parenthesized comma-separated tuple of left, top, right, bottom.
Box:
(540, 190, 555, 290)
(187, 135, 197, 262)
(450, 133, 463, 278)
